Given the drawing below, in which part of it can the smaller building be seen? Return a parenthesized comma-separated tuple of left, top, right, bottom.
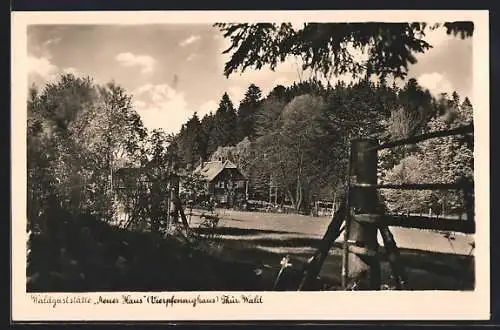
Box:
(113, 167, 151, 190)
(111, 167, 180, 226)
(192, 159, 248, 207)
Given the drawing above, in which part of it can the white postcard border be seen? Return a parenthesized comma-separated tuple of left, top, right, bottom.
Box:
(11, 10, 490, 321)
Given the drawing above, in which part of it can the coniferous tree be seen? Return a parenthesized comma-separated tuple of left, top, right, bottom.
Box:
(286, 78, 326, 100)
(397, 78, 436, 135)
(266, 85, 288, 101)
(461, 97, 474, 124)
(237, 84, 262, 141)
(215, 22, 473, 80)
(209, 93, 238, 150)
(177, 112, 204, 169)
(201, 112, 215, 158)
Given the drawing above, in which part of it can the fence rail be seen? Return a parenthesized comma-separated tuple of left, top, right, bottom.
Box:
(352, 182, 473, 191)
(353, 214, 475, 234)
(341, 123, 475, 290)
(372, 123, 473, 151)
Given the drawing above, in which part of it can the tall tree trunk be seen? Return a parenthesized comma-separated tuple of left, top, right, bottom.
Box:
(286, 186, 296, 210)
(295, 179, 300, 211)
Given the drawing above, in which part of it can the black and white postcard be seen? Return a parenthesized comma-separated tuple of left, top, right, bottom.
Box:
(11, 10, 490, 321)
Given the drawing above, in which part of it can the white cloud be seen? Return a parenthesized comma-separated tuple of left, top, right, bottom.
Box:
(28, 56, 58, 81)
(133, 83, 192, 133)
(42, 37, 62, 47)
(224, 55, 304, 96)
(135, 84, 184, 104)
(417, 72, 454, 96)
(133, 100, 147, 109)
(115, 52, 156, 74)
(29, 37, 62, 60)
(272, 76, 290, 87)
(186, 53, 201, 62)
(27, 55, 86, 86)
(412, 26, 456, 63)
(179, 35, 201, 47)
(228, 86, 245, 106)
(422, 26, 452, 48)
(135, 84, 154, 95)
(62, 67, 79, 75)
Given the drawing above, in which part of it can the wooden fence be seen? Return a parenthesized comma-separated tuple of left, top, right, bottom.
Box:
(341, 123, 474, 290)
(286, 123, 474, 291)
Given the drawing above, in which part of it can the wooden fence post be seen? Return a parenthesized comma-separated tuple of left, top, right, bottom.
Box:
(344, 138, 381, 290)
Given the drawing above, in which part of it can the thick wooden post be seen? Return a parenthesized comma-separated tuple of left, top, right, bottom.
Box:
(344, 139, 381, 290)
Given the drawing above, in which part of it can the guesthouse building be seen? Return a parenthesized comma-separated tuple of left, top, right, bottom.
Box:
(192, 159, 248, 208)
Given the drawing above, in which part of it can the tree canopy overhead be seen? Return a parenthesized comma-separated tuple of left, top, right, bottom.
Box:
(214, 22, 473, 80)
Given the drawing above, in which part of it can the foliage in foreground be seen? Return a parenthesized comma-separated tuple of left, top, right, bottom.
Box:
(214, 22, 473, 79)
(26, 214, 264, 292)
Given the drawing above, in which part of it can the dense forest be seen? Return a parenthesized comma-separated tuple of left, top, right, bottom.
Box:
(174, 77, 474, 215)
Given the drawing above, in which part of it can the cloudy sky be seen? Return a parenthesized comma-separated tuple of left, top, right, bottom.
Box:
(27, 24, 473, 134)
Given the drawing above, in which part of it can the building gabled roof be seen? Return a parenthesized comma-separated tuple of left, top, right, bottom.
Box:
(193, 160, 244, 182)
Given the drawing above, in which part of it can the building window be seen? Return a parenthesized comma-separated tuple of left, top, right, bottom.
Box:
(216, 181, 225, 189)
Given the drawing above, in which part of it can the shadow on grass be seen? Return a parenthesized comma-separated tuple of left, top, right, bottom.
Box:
(217, 236, 475, 291)
(27, 214, 474, 292)
(228, 237, 322, 248)
(191, 226, 303, 237)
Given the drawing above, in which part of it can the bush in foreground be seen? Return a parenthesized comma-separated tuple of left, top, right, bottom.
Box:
(27, 214, 265, 292)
